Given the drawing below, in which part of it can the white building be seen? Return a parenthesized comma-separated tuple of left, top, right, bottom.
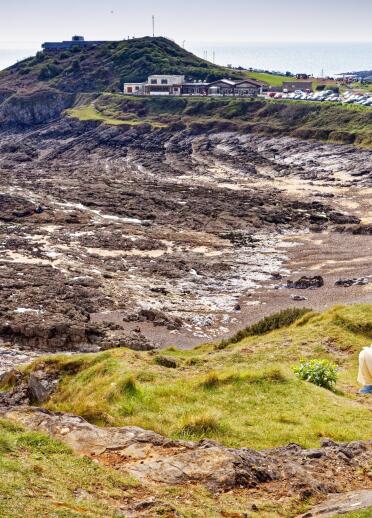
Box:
(123, 74, 262, 97)
(124, 75, 185, 96)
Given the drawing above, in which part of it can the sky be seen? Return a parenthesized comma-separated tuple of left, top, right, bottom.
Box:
(0, 0, 371, 49)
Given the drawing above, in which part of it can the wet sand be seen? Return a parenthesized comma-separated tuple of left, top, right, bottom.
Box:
(92, 231, 372, 348)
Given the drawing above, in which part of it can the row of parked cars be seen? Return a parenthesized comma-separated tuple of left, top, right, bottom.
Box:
(266, 89, 372, 106)
(342, 91, 372, 106)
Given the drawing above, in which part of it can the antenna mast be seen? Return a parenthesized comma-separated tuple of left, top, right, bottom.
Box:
(152, 15, 155, 37)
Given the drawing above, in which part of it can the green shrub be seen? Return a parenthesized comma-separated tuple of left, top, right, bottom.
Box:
(38, 63, 61, 80)
(71, 60, 81, 73)
(293, 359, 338, 390)
(34, 51, 45, 63)
(219, 307, 312, 347)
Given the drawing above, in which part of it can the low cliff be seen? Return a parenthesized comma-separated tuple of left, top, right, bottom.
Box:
(0, 88, 73, 126)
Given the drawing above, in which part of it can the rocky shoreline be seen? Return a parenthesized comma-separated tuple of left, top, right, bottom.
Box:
(1, 120, 371, 355)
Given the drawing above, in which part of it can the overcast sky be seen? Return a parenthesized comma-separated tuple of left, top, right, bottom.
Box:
(0, 0, 371, 47)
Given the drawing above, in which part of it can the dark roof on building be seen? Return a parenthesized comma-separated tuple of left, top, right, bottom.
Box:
(235, 79, 262, 87)
(208, 78, 262, 88)
(42, 39, 108, 50)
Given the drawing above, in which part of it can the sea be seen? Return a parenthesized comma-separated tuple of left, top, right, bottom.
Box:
(0, 47, 40, 71)
(187, 42, 372, 77)
(1, 42, 371, 77)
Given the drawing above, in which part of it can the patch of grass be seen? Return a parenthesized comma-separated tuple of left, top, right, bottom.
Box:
(0, 418, 137, 517)
(201, 371, 224, 388)
(66, 103, 130, 125)
(246, 71, 293, 87)
(0, 370, 18, 392)
(66, 102, 167, 128)
(22, 304, 371, 450)
(119, 374, 138, 396)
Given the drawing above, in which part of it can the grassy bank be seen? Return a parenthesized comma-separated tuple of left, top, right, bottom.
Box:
(246, 71, 290, 86)
(23, 304, 372, 450)
(67, 94, 372, 147)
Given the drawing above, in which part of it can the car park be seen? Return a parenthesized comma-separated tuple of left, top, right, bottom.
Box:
(266, 88, 371, 106)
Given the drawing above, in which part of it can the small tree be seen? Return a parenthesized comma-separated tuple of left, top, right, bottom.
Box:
(293, 359, 338, 390)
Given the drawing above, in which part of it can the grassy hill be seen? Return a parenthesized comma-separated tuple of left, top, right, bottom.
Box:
(20, 304, 372, 449)
(0, 37, 245, 95)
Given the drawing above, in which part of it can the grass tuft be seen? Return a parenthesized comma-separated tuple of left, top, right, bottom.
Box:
(154, 356, 178, 368)
(119, 375, 138, 396)
(180, 414, 222, 437)
(201, 371, 222, 389)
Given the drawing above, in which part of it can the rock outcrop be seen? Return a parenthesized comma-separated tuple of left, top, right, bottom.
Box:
(1, 407, 371, 500)
(0, 370, 58, 406)
(0, 120, 370, 350)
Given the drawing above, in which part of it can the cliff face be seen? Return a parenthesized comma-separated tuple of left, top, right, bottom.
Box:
(0, 88, 73, 126)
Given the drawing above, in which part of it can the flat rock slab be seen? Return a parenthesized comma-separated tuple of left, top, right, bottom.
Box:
(297, 489, 372, 517)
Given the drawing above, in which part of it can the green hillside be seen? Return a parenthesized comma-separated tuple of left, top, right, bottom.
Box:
(20, 304, 372, 449)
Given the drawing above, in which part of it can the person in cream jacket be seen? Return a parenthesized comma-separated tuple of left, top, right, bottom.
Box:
(358, 345, 372, 394)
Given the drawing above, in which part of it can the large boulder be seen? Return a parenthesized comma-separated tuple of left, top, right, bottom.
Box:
(287, 276, 324, 289)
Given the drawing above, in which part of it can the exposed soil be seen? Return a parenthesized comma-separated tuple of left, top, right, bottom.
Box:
(0, 120, 371, 352)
